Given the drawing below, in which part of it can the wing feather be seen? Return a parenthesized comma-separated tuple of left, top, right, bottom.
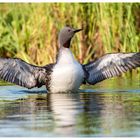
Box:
(83, 53, 140, 85)
(0, 58, 48, 88)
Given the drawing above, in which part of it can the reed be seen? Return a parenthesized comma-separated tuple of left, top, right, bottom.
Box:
(0, 3, 139, 69)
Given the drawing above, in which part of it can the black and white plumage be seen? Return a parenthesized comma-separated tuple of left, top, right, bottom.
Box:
(83, 53, 140, 85)
(0, 58, 51, 89)
(0, 26, 140, 93)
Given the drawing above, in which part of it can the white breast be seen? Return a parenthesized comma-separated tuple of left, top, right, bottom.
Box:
(50, 48, 84, 93)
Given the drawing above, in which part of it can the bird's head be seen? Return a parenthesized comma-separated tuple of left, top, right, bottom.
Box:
(58, 26, 82, 48)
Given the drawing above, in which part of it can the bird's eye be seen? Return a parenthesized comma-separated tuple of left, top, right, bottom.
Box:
(68, 29, 71, 32)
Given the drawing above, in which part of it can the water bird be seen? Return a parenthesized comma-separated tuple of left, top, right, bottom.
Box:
(0, 26, 140, 93)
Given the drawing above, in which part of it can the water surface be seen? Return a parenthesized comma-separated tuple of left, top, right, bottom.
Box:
(0, 77, 140, 137)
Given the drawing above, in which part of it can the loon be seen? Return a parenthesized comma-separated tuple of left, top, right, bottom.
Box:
(0, 26, 140, 93)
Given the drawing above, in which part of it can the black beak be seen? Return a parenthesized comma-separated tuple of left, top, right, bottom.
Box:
(74, 28, 83, 33)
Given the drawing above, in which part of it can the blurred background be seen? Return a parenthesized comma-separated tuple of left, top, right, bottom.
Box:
(0, 3, 140, 67)
(0, 4, 140, 137)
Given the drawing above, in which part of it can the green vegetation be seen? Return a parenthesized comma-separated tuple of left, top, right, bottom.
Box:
(0, 3, 140, 67)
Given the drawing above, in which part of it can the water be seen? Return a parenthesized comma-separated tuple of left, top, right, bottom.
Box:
(0, 77, 140, 137)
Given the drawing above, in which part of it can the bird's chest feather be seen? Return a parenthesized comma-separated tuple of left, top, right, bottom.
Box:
(50, 62, 84, 93)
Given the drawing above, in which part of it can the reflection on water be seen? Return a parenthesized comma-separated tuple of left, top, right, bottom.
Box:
(0, 78, 140, 137)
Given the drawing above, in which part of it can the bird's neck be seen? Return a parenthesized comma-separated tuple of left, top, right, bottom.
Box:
(63, 39, 71, 48)
(56, 47, 76, 64)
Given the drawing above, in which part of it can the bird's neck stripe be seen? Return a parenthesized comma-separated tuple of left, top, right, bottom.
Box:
(63, 39, 71, 48)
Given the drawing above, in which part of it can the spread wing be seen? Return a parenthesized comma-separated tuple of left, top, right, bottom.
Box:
(0, 58, 52, 88)
(83, 53, 140, 85)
